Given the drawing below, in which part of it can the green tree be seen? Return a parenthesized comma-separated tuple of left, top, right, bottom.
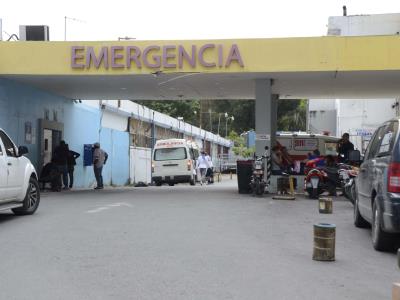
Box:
(133, 98, 307, 135)
(228, 130, 254, 157)
(277, 99, 307, 131)
(134, 100, 200, 126)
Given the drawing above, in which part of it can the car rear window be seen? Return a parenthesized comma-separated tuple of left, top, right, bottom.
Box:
(154, 147, 187, 161)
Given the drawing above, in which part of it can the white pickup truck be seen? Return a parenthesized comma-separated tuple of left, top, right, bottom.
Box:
(0, 128, 40, 215)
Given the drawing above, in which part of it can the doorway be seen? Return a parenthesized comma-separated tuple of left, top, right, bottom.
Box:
(39, 119, 64, 170)
(43, 128, 62, 165)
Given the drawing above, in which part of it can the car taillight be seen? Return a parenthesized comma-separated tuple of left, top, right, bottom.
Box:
(187, 160, 192, 171)
(151, 162, 155, 173)
(388, 162, 400, 193)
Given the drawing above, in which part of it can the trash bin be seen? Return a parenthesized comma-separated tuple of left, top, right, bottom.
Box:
(237, 160, 254, 194)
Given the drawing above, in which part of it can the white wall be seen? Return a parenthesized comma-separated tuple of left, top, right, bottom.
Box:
(309, 99, 336, 111)
(309, 110, 337, 136)
(328, 13, 400, 36)
(85, 100, 232, 147)
(336, 99, 396, 136)
(101, 110, 128, 132)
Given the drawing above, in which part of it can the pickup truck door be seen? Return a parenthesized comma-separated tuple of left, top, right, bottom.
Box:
(0, 138, 8, 201)
(0, 131, 24, 200)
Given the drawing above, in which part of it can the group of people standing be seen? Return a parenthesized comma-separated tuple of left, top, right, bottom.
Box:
(53, 141, 80, 190)
(196, 151, 214, 185)
(40, 141, 108, 192)
(40, 140, 80, 192)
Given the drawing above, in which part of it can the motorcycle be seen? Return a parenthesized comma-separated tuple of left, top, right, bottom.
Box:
(250, 148, 268, 196)
(305, 167, 327, 199)
(338, 166, 359, 204)
(304, 158, 345, 199)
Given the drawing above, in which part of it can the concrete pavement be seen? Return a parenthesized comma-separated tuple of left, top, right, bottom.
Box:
(0, 178, 398, 300)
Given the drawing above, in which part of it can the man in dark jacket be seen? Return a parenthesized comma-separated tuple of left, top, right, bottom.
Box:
(337, 133, 354, 163)
(93, 142, 108, 190)
(66, 144, 80, 189)
(53, 140, 70, 190)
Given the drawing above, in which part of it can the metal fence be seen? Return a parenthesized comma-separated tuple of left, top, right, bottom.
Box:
(215, 153, 246, 173)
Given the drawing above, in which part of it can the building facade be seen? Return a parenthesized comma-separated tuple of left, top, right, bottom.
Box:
(0, 78, 231, 188)
(309, 13, 400, 152)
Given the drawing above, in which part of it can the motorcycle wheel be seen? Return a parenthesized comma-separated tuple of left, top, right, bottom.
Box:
(252, 178, 260, 195)
(310, 188, 319, 199)
(256, 183, 265, 196)
(349, 182, 356, 205)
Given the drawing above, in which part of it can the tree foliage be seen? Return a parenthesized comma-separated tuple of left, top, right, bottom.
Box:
(228, 130, 255, 157)
(134, 100, 200, 126)
(277, 99, 307, 131)
(133, 98, 307, 136)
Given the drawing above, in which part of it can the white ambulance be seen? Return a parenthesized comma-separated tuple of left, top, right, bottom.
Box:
(152, 139, 199, 186)
(276, 132, 340, 161)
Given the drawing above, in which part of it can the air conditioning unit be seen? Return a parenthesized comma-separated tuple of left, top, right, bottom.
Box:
(19, 25, 49, 41)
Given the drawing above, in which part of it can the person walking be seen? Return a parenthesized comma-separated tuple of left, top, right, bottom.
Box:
(205, 152, 214, 184)
(66, 144, 80, 189)
(196, 151, 209, 185)
(93, 142, 108, 190)
(53, 140, 69, 190)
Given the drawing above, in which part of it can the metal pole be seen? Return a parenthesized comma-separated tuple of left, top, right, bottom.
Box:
(217, 113, 221, 136)
(199, 100, 203, 129)
(209, 109, 212, 133)
(225, 117, 228, 137)
(64, 16, 67, 41)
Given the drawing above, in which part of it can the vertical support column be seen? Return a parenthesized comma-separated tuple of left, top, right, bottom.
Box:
(255, 79, 275, 157)
(271, 94, 278, 149)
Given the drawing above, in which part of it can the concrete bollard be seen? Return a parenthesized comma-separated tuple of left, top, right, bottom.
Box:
(313, 223, 336, 261)
(319, 197, 333, 214)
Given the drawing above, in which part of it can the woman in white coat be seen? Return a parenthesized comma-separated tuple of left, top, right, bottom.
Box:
(196, 151, 210, 185)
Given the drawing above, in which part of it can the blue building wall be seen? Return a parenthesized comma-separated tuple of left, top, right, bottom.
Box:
(0, 78, 65, 166)
(63, 104, 102, 188)
(246, 130, 256, 148)
(99, 128, 130, 186)
(0, 78, 129, 188)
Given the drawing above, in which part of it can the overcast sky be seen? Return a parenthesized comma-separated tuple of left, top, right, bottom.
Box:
(2, 0, 400, 41)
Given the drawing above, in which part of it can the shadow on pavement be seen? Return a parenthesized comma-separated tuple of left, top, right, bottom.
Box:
(0, 213, 17, 224)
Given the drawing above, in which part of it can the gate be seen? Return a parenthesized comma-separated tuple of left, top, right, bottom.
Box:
(129, 146, 152, 184)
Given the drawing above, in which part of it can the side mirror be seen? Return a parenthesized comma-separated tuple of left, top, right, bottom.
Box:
(18, 146, 29, 156)
(348, 149, 362, 165)
(348, 150, 361, 162)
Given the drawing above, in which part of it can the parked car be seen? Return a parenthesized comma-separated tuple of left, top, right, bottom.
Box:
(354, 119, 400, 251)
(0, 129, 40, 215)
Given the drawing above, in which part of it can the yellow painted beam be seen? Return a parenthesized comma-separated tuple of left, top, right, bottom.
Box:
(1, 36, 400, 75)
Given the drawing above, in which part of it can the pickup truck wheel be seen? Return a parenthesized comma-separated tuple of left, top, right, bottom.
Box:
(12, 177, 40, 216)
